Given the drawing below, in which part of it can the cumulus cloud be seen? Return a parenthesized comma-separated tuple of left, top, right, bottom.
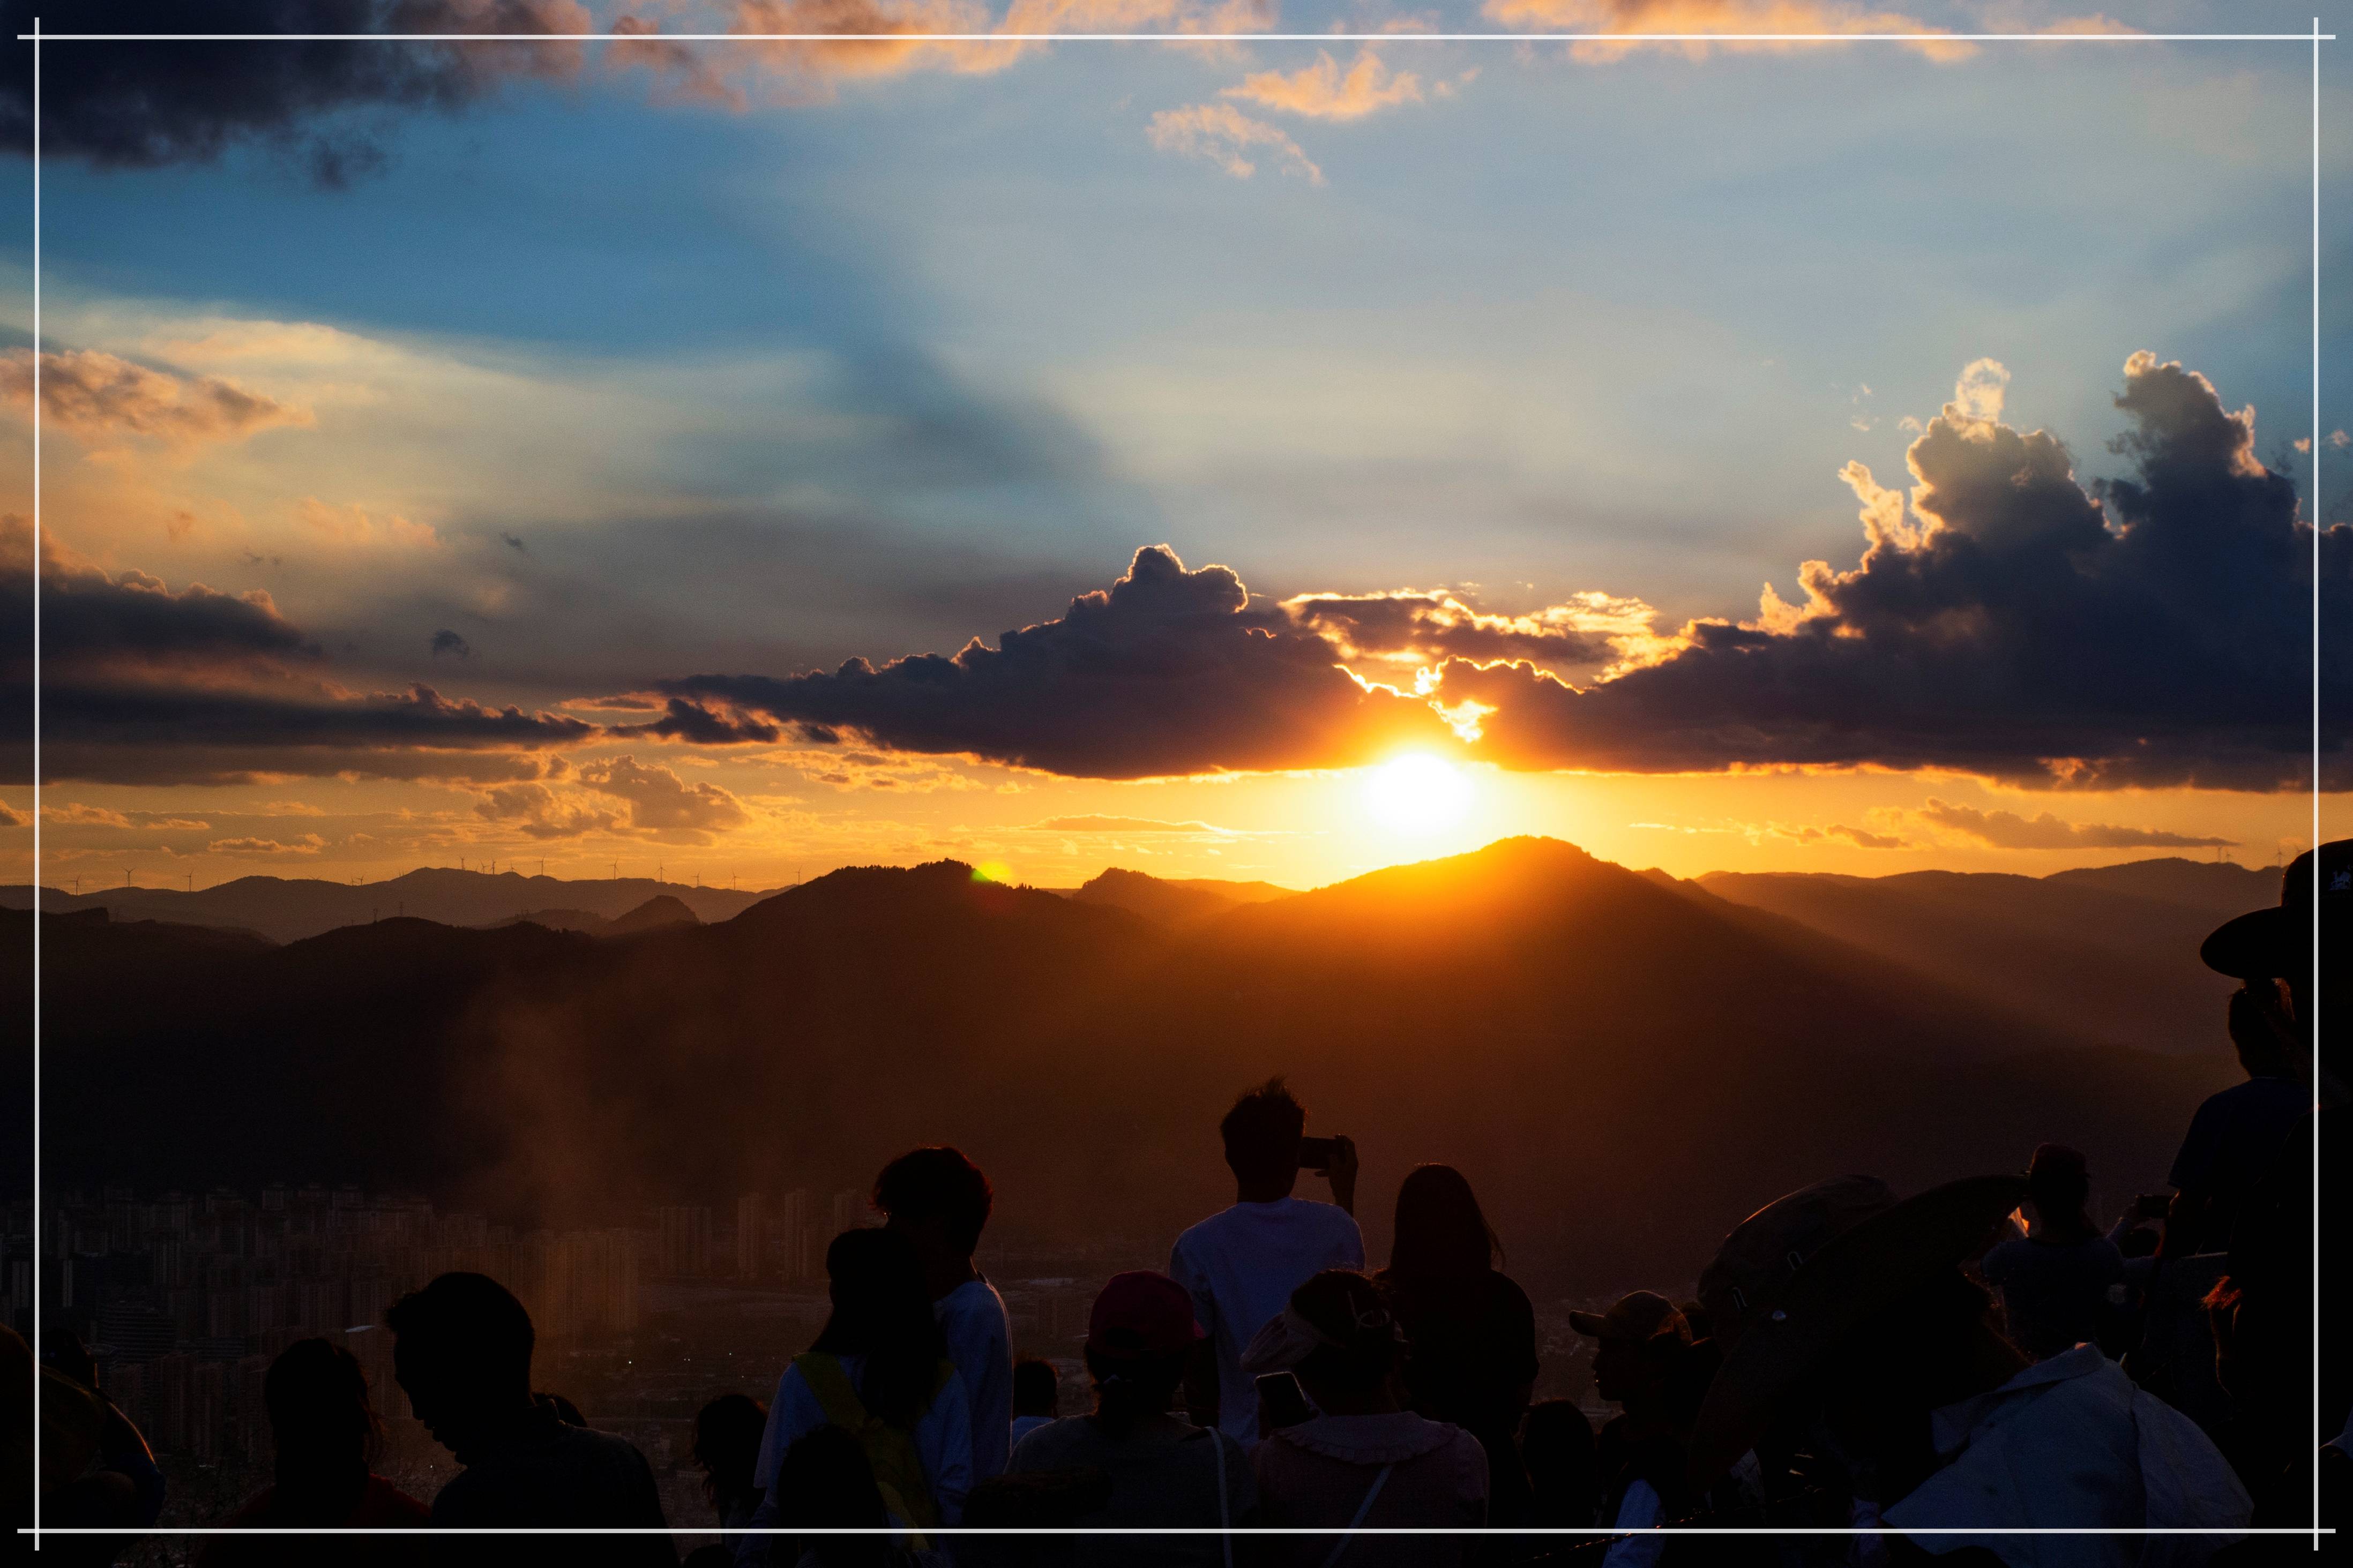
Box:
(2, 517, 596, 784)
(1148, 102, 1323, 183)
(0, 802, 25, 828)
(1221, 48, 1422, 120)
(1422, 352, 2349, 791)
(667, 545, 1443, 778)
(1480, 0, 1971, 61)
(1280, 587, 1659, 675)
(474, 780, 625, 839)
(1918, 799, 2234, 851)
(646, 354, 2343, 793)
(580, 754, 752, 837)
(1, 348, 312, 444)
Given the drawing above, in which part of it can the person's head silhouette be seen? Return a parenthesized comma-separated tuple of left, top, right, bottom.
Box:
(692, 1391, 768, 1515)
(1221, 1078, 1305, 1202)
(810, 1228, 945, 1430)
(262, 1338, 381, 1516)
(1388, 1162, 1500, 1285)
(872, 1146, 993, 1298)
(385, 1272, 535, 1459)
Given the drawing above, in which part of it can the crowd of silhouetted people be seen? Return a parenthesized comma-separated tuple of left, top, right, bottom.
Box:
(13, 843, 2349, 1564)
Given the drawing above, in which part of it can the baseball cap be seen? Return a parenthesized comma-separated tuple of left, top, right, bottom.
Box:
(1695, 1175, 1897, 1348)
(1567, 1290, 1691, 1346)
(1086, 1271, 1202, 1360)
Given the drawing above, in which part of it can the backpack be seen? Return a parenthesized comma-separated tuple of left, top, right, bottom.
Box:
(793, 1352, 953, 1537)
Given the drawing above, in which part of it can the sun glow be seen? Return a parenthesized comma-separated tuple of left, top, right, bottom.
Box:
(1361, 754, 1474, 836)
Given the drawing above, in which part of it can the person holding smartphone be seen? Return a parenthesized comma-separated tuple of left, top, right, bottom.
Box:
(1169, 1078, 1364, 1446)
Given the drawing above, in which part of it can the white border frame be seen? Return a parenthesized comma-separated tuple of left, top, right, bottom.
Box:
(14, 14, 2339, 1553)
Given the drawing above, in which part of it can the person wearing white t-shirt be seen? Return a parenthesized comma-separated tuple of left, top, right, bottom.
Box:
(1169, 1077, 1363, 1446)
(876, 1145, 1017, 1481)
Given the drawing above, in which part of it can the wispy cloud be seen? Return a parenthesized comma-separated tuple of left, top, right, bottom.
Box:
(1, 348, 312, 445)
(1918, 799, 2234, 851)
(1221, 48, 1424, 121)
(1148, 101, 1324, 182)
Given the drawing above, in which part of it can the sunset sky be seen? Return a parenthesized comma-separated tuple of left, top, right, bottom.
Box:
(2, 0, 2347, 894)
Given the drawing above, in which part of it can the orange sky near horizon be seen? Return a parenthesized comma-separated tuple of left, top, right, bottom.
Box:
(5, 753, 2340, 895)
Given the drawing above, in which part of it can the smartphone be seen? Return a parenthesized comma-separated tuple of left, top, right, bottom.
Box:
(1297, 1136, 1336, 1171)
(1255, 1371, 1316, 1430)
(2137, 1193, 2172, 1219)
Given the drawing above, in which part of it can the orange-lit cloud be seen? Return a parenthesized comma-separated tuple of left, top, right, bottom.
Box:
(295, 497, 444, 551)
(1221, 49, 1424, 121)
(207, 834, 329, 857)
(1147, 101, 1324, 182)
(1, 348, 312, 445)
(1480, 0, 1973, 62)
(1918, 799, 2234, 851)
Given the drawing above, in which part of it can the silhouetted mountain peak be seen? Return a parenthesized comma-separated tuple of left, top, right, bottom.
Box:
(1070, 867, 1294, 925)
(606, 895, 700, 935)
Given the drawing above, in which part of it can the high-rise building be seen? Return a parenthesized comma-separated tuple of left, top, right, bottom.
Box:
(735, 1194, 767, 1282)
(829, 1189, 865, 1235)
(775, 1190, 811, 1282)
(654, 1206, 713, 1278)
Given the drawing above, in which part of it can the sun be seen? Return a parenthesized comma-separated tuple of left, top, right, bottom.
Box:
(1361, 753, 1474, 836)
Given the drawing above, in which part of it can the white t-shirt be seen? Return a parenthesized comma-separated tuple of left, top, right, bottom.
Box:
(937, 1277, 1014, 1480)
(1168, 1197, 1365, 1444)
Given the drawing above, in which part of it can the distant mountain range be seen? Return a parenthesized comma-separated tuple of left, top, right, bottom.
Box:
(10, 838, 2251, 1295)
(0, 867, 778, 944)
(1691, 858, 2272, 1054)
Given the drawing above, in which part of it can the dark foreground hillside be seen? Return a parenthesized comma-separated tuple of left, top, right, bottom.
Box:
(17, 838, 2238, 1293)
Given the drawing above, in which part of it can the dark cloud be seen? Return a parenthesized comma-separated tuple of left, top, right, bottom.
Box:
(1, 1, 594, 177)
(429, 627, 472, 658)
(501, 531, 529, 554)
(1426, 353, 2348, 791)
(1918, 799, 2235, 851)
(645, 355, 2337, 793)
(1280, 588, 1634, 672)
(609, 696, 780, 745)
(666, 545, 1446, 779)
(2, 518, 595, 784)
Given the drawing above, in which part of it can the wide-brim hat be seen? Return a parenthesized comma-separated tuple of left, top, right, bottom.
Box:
(2201, 841, 2351, 982)
(1686, 1174, 2028, 1487)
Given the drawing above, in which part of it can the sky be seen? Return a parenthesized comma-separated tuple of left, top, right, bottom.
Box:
(1, 0, 2348, 894)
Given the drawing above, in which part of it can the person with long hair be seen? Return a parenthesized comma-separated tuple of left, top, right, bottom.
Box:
(737, 1228, 973, 1568)
(1004, 1271, 1254, 1565)
(1373, 1164, 1539, 1528)
(198, 1338, 429, 1567)
(691, 1392, 769, 1557)
(1979, 1144, 2126, 1360)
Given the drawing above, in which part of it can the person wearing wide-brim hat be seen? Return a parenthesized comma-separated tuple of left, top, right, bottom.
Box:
(2198, 839, 2350, 1097)
(2194, 841, 2349, 1528)
(1689, 1176, 2250, 1567)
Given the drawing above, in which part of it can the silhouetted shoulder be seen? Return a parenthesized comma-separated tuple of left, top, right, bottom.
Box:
(432, 1423, 665, 1528)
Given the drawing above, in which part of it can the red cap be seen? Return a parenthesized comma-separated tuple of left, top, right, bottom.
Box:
(1087, 1271, 1204, 1360)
